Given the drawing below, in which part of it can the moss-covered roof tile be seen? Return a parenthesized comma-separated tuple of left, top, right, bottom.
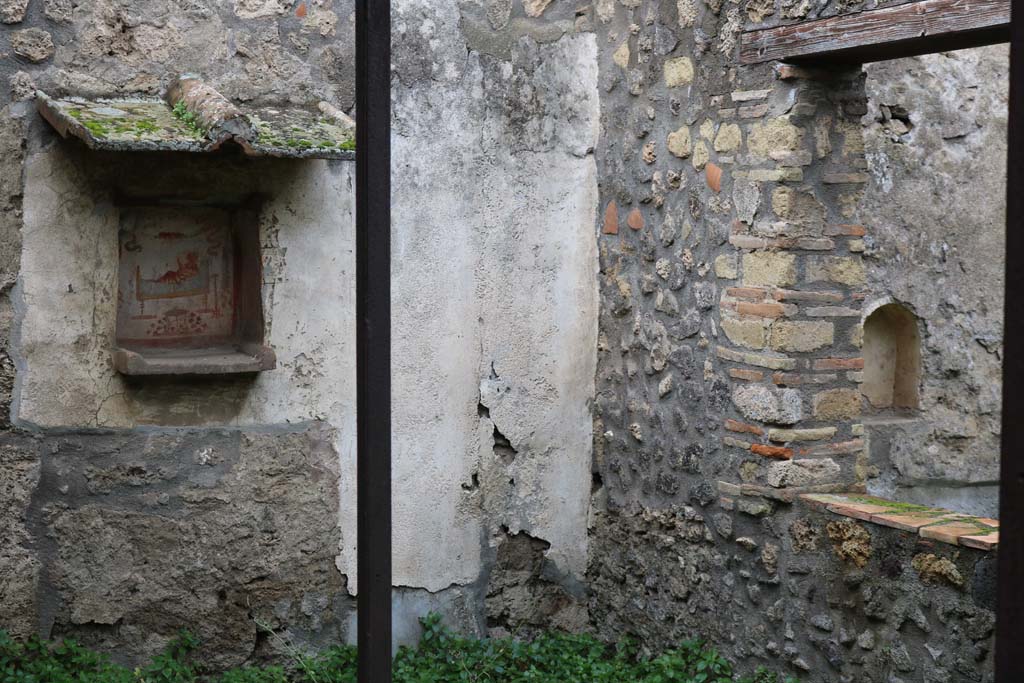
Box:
(37, 75, 355, 160)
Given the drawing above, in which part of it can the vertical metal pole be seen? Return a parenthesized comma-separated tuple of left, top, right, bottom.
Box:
(999, 2, 1024, 679)
(355, 0, 392, 681)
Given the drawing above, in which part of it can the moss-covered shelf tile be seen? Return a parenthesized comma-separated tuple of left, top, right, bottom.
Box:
(799, 492, 1000, 551)
(248, 107, 355, 158)
(38, 94, 208, 153)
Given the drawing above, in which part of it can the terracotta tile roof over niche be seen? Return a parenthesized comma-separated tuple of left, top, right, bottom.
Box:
(801, 493, 999, 551)
(36, 74, 355, 160)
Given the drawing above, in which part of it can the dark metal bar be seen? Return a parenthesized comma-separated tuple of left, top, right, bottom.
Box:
(355, 0, 392, 681)
(998, 2, 1024, 680)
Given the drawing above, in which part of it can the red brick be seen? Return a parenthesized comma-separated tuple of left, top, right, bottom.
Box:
(729, 368, 764, 382)
(737, 302, 786, 319)
(773, 289, 845, 303)
(603, 201, 618, 235)
(920, 519, 992, 546)
(871, 511, 958, 533)
(813, 357, 865, 371)
(726, 419, 764, 437)
(627, 208, 645, 230)
(825, 224, 867, 236)
(827, 500, 894, 522)
(729, 234, 769, 249)
(772, 372, 838, 386)
(799, 493, 848, 510)
(726, 287, 768, 300)
(751, 444, 793, 460)
(707, 162, 722, 193)
(960, 531, 999, 551)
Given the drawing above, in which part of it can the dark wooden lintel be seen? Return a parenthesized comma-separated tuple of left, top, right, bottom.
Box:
(740, 0, 1010, 65)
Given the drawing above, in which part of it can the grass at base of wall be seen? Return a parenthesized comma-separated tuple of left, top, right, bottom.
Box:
(0, 614, 798, 683)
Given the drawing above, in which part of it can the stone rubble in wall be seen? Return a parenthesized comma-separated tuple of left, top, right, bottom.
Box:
(590, 501, 995, 681)
(589, 0, 996, 680)
(0, 0, 354, 110)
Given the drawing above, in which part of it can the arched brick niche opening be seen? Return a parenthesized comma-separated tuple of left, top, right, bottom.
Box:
(862, 302, 921, 411)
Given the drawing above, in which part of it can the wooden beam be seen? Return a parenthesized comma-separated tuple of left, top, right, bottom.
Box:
(740, 0, 1010, 65)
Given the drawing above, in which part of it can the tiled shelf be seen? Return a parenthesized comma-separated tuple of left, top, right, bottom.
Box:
(800, 493, 999, 551)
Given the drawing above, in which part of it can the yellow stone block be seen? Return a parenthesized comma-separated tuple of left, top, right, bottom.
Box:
(664, 57, 694, 87)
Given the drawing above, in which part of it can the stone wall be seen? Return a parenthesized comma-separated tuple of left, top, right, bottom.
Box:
(11, 426, 349, 669)
(592, 0, 870, 520)
(0, 0, 600, 665)
(0, 0, 355, 110)
(586, 0, 1000, 679)
(0, 0, 1005, 677)
(860, 46, 1008, 517)
(590, 499, 997, 682)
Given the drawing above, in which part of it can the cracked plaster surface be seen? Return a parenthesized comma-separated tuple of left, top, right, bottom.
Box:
(14, 0, 600, 612)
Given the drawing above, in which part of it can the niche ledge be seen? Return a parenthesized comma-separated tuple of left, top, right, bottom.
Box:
(113, 344, 277, 376)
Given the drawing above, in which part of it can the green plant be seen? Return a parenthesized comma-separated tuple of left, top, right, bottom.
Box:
(219, 667, 290, 683)
(0, 616, 798, 683)
(740, 667, 800, 683)
(0, 628, 136, 683)
(172, 100, 207, 139)
(136, 630, 202, 682)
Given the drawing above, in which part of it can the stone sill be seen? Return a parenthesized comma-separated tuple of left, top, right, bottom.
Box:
(112, 344, 277, 376)
(800, 493, 999, 551)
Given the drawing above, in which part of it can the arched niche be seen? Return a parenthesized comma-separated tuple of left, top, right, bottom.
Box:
(862, 302, 921, 411)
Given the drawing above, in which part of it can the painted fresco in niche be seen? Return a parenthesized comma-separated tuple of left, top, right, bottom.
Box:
(116, 207, 236, 348)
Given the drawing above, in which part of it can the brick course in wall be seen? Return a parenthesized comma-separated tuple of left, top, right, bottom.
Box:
(713, 70, 872, 504)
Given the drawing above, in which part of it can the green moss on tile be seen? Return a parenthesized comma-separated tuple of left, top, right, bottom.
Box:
(250, 110, 355, 152)
(82, 120, 109, 137)
(847, 496, 938, 515)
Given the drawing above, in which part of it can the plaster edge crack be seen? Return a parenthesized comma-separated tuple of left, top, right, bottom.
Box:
(492, 424, 517, 464)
